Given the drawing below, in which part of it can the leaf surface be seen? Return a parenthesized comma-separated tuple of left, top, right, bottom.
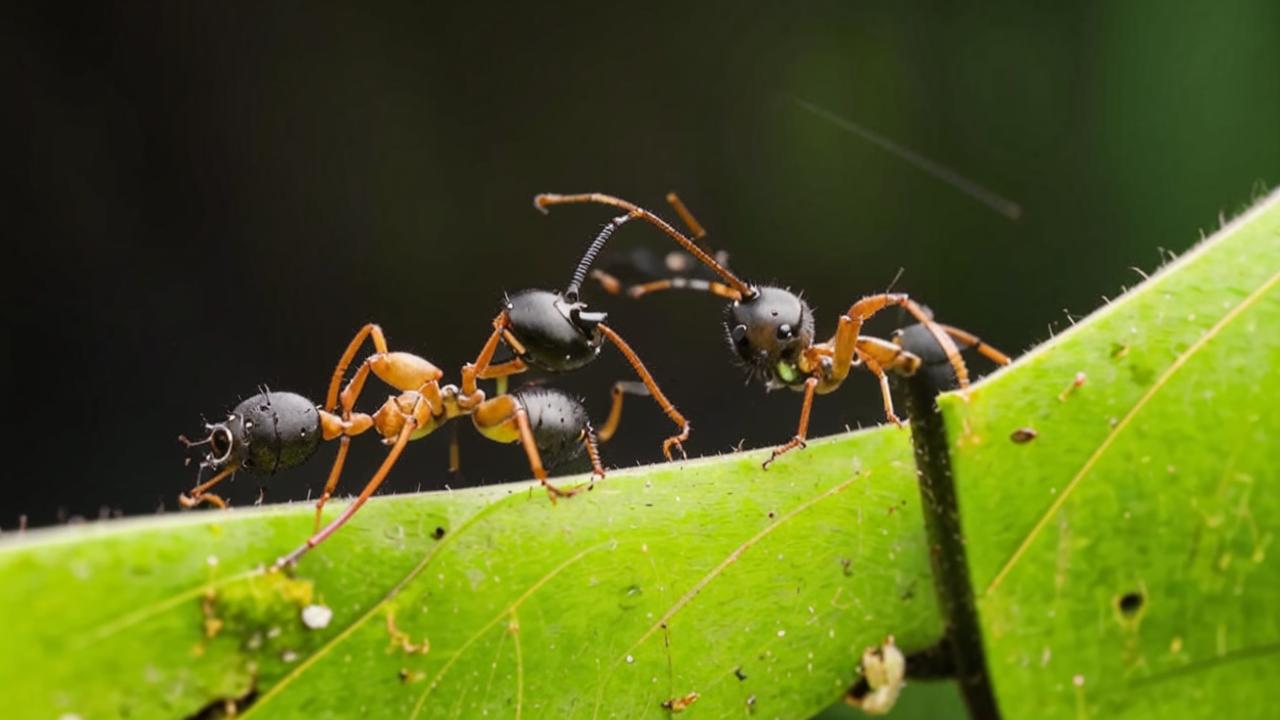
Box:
(942, 190, 1280, 717)
(1, 430, 939, 719)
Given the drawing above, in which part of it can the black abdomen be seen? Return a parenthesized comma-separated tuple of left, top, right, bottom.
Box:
(894, 324, 959, 392)
(230, 391, 321, 474)
(512, 386, 590, 468)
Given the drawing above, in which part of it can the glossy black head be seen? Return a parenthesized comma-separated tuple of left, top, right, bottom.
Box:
(512, 386, 591, 468)
(183, 391, 321, 476)
(723, 285, 814, 389)
(504, 289, 605, 372)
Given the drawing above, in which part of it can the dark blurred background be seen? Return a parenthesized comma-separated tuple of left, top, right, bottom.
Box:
(9, 1, 1280, 529)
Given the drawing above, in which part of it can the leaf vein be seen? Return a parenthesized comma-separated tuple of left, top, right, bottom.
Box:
(590, 470, 867, 718)
(984, 268, 1280, 596)
(410, 540, 612, 719)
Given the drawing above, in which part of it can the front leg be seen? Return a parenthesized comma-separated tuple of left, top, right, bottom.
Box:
(763, 376, 819, 469)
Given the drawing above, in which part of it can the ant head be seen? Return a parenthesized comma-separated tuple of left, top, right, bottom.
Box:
(723, 285, 814, 387)
(505, 289, 605, 371)
(179, 417, 245, 473)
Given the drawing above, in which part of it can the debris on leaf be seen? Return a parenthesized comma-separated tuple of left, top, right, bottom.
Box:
(301, 603, 333, 630)
(386, 608, 429, 654)
(1010, 427, 1038, 443)
(844, 635, 906, 715)
(661, 691, 699, 712)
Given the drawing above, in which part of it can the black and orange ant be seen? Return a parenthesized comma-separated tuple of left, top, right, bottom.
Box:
(179, 201, 697, 565)
(533, 192, 1010, 468)
(451, 226, 694, 464)
(179, 325, 614, 567)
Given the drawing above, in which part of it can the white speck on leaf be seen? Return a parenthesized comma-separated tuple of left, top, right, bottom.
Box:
(302, 604, 333, 630)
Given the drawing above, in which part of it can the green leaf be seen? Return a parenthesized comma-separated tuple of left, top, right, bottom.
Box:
(941, 189, 1280, 717)
(0, 429, 941, 719)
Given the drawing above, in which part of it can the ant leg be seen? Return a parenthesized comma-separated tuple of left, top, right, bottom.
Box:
(858, 351, 903, 427)
(831, 294, 968, 385)
(582, 423, 606, 486)
(632, 278, 741, 300)
(763, 376, 819, 469)
(894, 304, 971, 388)
(857, 335, 923, 376)
(589, 269, 741, 301)
(276, 402, 419, 569)
(324, 324, 385, 411)
(190, 493, 227, 509)
(461, 311, 527, 404)
(936, 323, 1012, 366)
(448, 422, 462, 482)
(598, 381, 650, 442)
(533, 192, 754, 298)
(665, 192, 708, 245)
(596, 323, 690, 460)
(313, 410, 374, 531)
(513, 407, 583, 500)
(479, 359, 527, 379)
(590, 269, 626, 296)
(178, 465, 237, 509)
(831, 293, 909, 376)
(318, 328, 439, 529)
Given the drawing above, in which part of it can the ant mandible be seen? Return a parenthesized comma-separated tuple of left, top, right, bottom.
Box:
(533, 192, 1010, 468)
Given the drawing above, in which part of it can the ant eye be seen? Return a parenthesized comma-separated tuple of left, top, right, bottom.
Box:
(731, 324, 748, 343)
(776, 323, 793, 340)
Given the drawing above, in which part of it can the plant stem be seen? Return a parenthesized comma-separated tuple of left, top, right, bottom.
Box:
(894, 372, 1001, 719)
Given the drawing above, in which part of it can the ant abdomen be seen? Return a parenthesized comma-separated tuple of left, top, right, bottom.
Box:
(219, 391, 321, 474)
(893, 324, 960, 392)
(512, 386, 591, 468)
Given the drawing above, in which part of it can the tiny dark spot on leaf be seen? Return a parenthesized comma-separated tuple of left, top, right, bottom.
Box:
(1010, 427, 1038, 443)
(734, 666, 747, 681)
(432, 526, 446, 540)
(840, 558, 853, 576)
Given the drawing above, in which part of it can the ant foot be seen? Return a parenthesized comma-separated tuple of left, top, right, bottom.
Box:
(762, 437, 807, 469)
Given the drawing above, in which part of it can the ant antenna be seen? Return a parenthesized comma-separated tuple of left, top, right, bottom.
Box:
(565, 214, 632, 302)
(535, 192, 757, 299)
(178, 433, 212, 448)
(791, 97, 1023, 221)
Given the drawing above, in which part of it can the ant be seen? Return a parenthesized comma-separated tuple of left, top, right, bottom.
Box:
(178, 198, 702, 566)
(179, 325, 613, 567)
(533, 192, 1010, 468)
